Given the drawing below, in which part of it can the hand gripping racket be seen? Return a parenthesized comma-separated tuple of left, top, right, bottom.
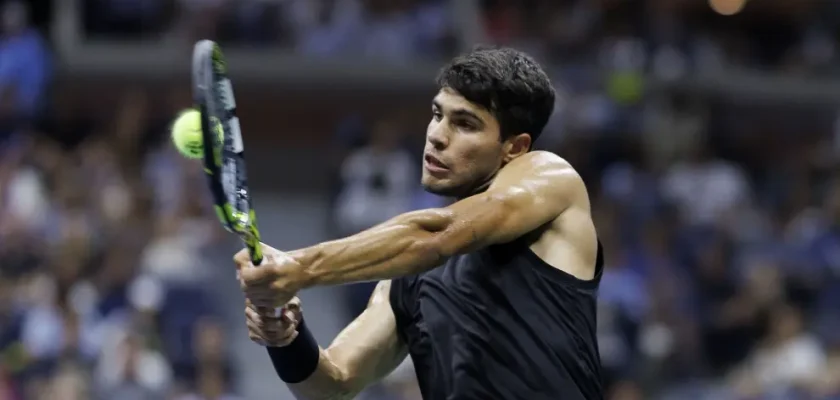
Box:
(192, 40, 263, 266)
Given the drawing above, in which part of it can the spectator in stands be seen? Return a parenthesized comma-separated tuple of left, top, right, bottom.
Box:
(171, 318, 240, 400)
(283, 0, 364, 56)
(809, 342, 840, 397)
(93, 276, 173, 399)
(93, 328, 172, 399)
(332, 118, 416, 320)
(286, 0, 453, 60)
(0, 1, 51, 135)
(42, 361, 90, 400)
(660, 137, 750, 226)
(730, 304, 826, 398)
(333, 118, 416, 236)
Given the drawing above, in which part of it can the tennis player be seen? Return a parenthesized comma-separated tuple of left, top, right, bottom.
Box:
(236, 47, 603, 400)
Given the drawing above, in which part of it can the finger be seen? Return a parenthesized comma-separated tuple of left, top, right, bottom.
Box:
(246, 298, 268, 315)
(245, 313, 297, 346)
(248, 331, 265, 346)
(280, 309, 298, 328)
(248, 334, 264, 346)
(246, 298, 280, 318)
(286, 296, 301, 310)
(240, 264, 276, 286)
(248, 298, 275, 311)
(269, 306, 285, 319)
(253, 305, 282, 320)
(244, 291, 278, 309)
(243, 287, 276, 311)
(241, 282, 276, 302)
(266, 325, 298, 347)
(285, 297, 302, 318)
(245, 319, 267, 346)
(233, 248, 251, 269)
(279, 326, 299, 345)
(245, 308, 286, 337)
(276, 295, 297, 311)
(245, 305, 271, 325)
(242, 284, 280, 302)
(246, 302, 280, 321)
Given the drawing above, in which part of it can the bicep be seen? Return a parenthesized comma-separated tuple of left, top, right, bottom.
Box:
(432, 155, 586, 254)
(324, 280, 407, 391)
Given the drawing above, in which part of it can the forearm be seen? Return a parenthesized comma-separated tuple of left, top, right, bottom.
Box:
(287, 351, 356, 400)
(286, 282, 405, 399)
(294, 211, 452, 286)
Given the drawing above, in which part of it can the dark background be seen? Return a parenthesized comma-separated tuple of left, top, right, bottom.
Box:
(2, 0, 840, 399)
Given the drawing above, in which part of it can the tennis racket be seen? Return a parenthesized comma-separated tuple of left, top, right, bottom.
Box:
(192, 40, 263, 266)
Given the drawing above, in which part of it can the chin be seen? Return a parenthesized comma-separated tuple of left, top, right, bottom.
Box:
(421, 178, 463, 197)
(421, 177, 445, 193)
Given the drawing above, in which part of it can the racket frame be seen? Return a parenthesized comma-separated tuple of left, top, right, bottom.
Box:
(192, 40, 264, 265)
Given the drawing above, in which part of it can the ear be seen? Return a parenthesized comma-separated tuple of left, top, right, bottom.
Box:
(502, 133, 532, 163)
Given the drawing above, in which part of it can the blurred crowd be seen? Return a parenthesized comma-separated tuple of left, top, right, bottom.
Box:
(80, 0, 840, 77)
(4, 0, 840, 399)
(81, 0, 457, 62)
(1, 97, 240, 399)
(325, 1, 840, 400)
(2, 4, 240, 399)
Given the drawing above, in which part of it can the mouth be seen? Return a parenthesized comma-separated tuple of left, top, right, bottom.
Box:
(423, 153, 449, 173)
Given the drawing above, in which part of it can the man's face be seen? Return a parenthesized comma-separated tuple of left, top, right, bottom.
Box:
(421, 88, 506, 197)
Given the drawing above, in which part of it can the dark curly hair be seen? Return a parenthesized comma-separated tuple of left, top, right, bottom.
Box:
(435, 47, 555, 144)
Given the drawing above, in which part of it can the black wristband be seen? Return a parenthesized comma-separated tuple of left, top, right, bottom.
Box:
(266, 318, 320, 383)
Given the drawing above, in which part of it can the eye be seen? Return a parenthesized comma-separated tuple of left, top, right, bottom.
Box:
(455, 119, 477, 131)
(432, 109, 443, 122)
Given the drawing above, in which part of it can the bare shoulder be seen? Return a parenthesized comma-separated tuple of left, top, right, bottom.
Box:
(505, 150, 573, 170)
(518, 153, 598, 279)
(501, 151, 581, 181)
(496, 151, 588, 206)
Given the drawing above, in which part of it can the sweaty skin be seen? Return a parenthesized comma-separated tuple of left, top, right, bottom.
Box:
(237, 151, 598, 399)
(238, 81, 597, 399)
(238, 150, 597, 304)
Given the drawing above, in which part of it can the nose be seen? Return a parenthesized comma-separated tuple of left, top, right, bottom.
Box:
(427, 123, 448, 150)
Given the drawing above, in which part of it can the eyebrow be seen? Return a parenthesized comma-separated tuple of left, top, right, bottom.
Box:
(432, 100, 483, 123)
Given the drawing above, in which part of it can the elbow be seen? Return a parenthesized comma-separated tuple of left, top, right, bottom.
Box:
(329, 371, 363, 400)
(308, 351, 359, 400)
(400, 209, 457, 263)
(411, 237, 449, 267)
(405, 208, 491, 260)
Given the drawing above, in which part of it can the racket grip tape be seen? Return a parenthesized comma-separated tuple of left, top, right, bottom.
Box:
(249, 243, 263, 266)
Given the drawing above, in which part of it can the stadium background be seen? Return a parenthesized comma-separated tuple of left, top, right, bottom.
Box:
(2, 0, 840, 399)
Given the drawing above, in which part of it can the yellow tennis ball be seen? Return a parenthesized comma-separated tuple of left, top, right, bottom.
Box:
(171, 109, 204, 159)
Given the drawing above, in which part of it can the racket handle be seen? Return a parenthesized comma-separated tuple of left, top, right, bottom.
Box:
(248, 241, 263, 266)
(243, 241, 284, 316)
(248, 245, 283, 317)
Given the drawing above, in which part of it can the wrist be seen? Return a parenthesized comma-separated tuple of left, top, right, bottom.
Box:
(266, 318, 320, 383)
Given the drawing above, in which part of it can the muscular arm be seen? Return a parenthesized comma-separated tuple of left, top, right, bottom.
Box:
(293, 151, 587, 286)
(289, 281, 407, 400)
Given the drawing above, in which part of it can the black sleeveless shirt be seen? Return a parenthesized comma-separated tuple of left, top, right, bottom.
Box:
(390, 238, 604, 400)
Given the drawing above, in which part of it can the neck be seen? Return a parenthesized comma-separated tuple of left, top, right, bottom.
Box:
(456, 172, 496, 200)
